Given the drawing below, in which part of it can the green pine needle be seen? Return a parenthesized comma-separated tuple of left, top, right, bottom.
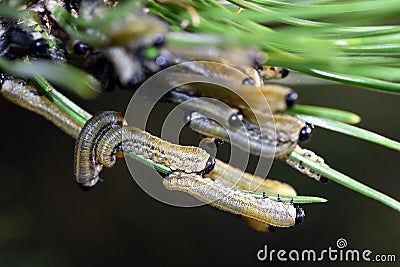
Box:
(289, 149, 400, 212)
(291, 114, 400, 152)
(286, 104, 361, 124)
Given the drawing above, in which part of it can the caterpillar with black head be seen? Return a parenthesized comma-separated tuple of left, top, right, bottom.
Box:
(163, 173, 305, 227)
(74, 111, 215, 189)
(284, 146, 329, 183)
(164, 62, 298, 115)
(186, 112, 313, 158)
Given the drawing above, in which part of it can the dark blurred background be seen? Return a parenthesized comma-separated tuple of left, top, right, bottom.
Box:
(0, 75, 399, 267)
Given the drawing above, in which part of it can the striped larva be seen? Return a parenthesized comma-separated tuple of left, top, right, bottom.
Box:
(163, 173, 305, 227)
(74, 111, 126, 187)
(206, 159, 297, 196)
(167, 90, 243, 130)
(187, 112, 312, 158)
(74, 111, 215, 188)
(284, 146, 329, 183)
(165, 61, 297, 114)
(0, 77, 81, 139)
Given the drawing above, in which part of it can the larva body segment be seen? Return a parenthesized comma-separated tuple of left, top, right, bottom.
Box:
(206, 159, 298, 232)
(188, 112, 307, 158)
(166, 62, 296, 114)
(167, 90, 242, 130)
(120, 126, 213, 173)
(0, 78, 81, 138)
(163, 173, 303, 227)
(74, 111, 126, 187)
(283, 146, 329, 183)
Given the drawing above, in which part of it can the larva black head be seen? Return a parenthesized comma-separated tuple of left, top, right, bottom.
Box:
(285, 91, 298, 107)
(228, 113, 243, 129)
(155, 55, 170, 69)
(203, 156, 216, 175)
(242, 77, 255, 85)
(295, 207, 305, 225)
(30, 38, 49, 56)
(298, 123, 314, 143)
(153, 34, 166, 47)
(280, 68, 290, 78)
(73, 42, 90, 55)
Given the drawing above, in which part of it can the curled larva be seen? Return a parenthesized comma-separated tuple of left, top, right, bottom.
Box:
(206, 159, 297, 196)
(0, 78, 81, 138)
(163, 173, 305, 227)
(187, 112, 312, 158)
(74, 111, 126, 188)
(167, 90, 243, 130)
(75, 111, 215, 188)
(283, 146, 329, 183)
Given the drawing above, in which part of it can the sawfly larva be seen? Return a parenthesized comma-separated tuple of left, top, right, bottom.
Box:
(187, 112, 312, 158)
(164, 62, 297, 114)
(167, 90, 243, 130)
(74, 111, 215, 188)
(74, 111, 126, 188)
(163, 173, 305, 227)
(0, 77, 81, 139)
(284, 146, 329, 183)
